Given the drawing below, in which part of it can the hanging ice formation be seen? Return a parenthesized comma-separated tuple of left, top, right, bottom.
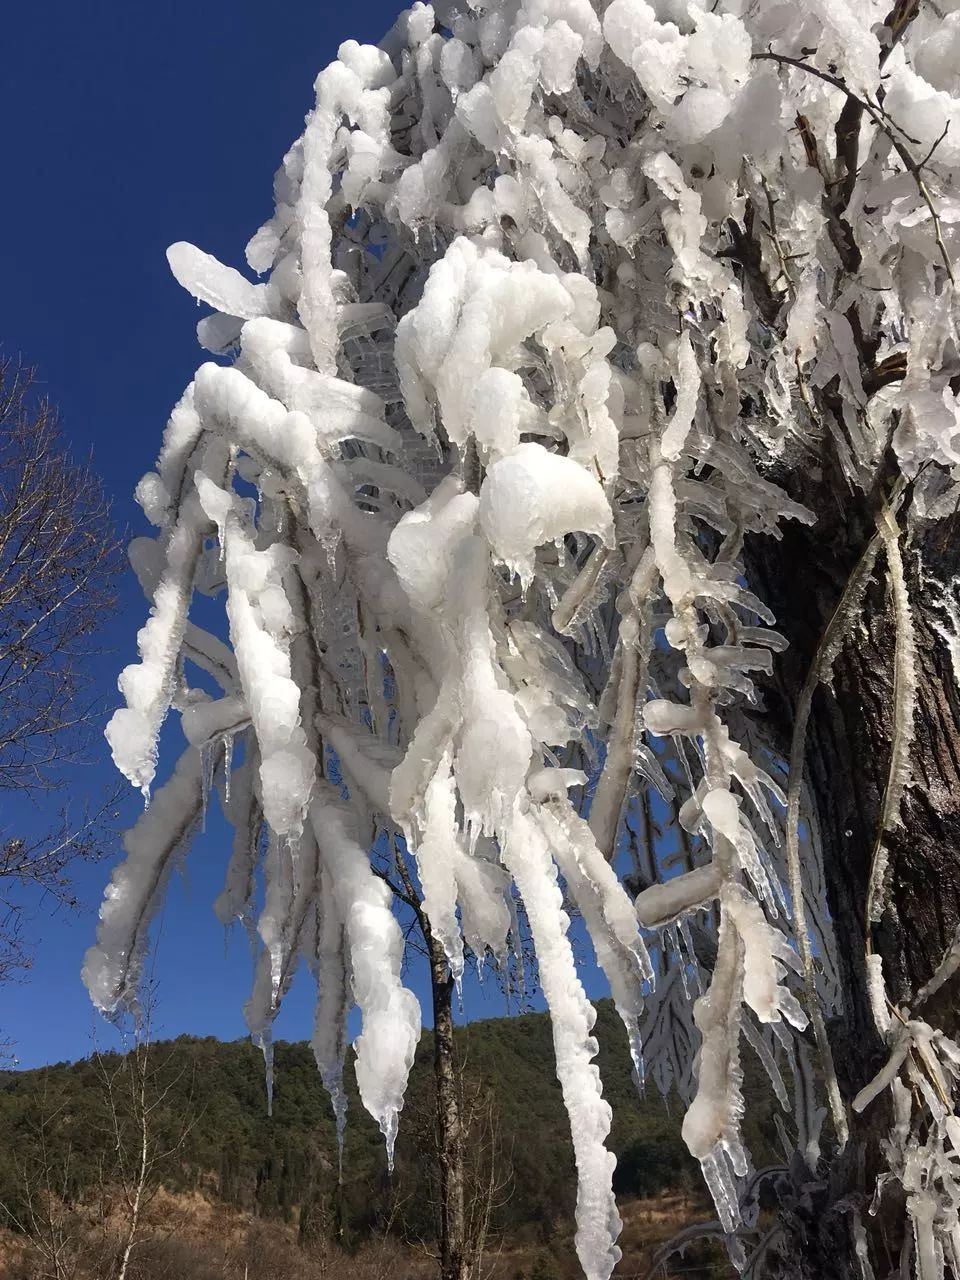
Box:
(86, 1, 960, 1276)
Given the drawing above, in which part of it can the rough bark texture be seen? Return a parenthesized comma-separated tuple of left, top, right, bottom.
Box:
(747, 460, 960, 1276)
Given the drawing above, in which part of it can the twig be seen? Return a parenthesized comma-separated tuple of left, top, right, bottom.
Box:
(755, 49, 955, 283)
(864, 497, 916, 978)
(917, 120, 951, 171)
(759, 173, 799, 296)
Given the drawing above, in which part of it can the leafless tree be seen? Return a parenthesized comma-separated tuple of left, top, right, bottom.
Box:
(1, 1078, 86, 1280)
(0, 357, 122, 984)
(93, 989, 198, 1280)
(1, 989, 197, 1280)
(460, 1073, 513, 1280)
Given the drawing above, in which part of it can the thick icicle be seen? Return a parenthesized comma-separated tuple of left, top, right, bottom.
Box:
(503, 804, 622, 1280)
(83, 747, 203, 1014)
(310, 791, 420, 1162)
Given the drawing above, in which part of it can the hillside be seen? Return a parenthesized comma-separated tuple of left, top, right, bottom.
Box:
(0, 1002, 777, 1278)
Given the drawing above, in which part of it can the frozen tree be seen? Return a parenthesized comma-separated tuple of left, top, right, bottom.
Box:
(87, 1, 960, 1276)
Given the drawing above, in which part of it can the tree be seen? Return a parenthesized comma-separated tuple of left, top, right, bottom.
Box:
(87, 3, 960, 1278)
(1, 989, 198, 1280)
(398, 972, 514, 1279)
(92, 989, 198, 1280)
(0, 359, 121, 986)
(1, 1078, 87, 1280)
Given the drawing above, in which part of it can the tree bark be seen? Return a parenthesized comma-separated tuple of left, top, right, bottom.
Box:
(746, 462, 960, 1276)
(428, 930, 469, 1280)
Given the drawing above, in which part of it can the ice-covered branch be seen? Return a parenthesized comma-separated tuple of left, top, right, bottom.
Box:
(87, 3, 960, 1274)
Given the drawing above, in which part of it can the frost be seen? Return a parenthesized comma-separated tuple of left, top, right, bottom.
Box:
(787, 270, 821, 367)
(387, 477, 479, 610)
(915, 16, 960, 96)
(798, 0, 881, 96)
(604, 2, 749, 141)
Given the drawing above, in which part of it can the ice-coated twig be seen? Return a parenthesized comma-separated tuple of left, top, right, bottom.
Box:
(865, 500, 917, 930)
(914, 922, 960, 1010)
(754, 50, 956, 284)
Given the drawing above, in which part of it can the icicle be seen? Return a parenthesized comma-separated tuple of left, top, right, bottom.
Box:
(311, 868, 350, 1170)
(677, 919, 703, 997)
(681, 916, 748, 1233)
(543, 800, 650, 1091)
(214, 747, 262, 935)
(853, 1034, 912, 1114)
(223, 732, 234, 803)
(83, 746, 203, 1015)
(502, 804, 621, 1280)
(552, 545, 616, 636)
(409, 753, 465, 982)
(310, 791, 420, 1157)
(741, 1015, 789, 1111)
(195, 475, 317, 838)
(722, 883, 807, 1030)
(106, 498, 207, 798)
(660, 332, 700, 461)
(909, 1191, 943, 1280)
(589, 611, 643, 860)
(200, 740, 214, 831)
(867, 954, 892, 1035)
(698, 1147, 741, 1236)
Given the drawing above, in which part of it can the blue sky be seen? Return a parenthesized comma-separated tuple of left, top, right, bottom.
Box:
(0, 0, 615, 1070)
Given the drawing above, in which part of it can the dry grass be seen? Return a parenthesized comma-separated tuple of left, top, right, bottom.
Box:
(0, 1186, 727, 1280)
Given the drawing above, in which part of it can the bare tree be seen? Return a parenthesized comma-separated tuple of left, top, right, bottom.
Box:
(1, 1080, 85, 1280)
(1, 989, 197, 1280)
(93, 989, 198, 1280)
(460, 1072, 513, 1280)
(0, 358, 122, 982)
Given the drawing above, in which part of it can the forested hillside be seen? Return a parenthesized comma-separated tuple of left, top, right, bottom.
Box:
(0, 1002, 778, 1276)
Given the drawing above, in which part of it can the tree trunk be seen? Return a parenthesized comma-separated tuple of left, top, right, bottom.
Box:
(747, 460, 960, 1276)
(428, 929, 469, 1280)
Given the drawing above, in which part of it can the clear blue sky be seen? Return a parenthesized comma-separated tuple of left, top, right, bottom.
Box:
(0, 0, 612, 1070)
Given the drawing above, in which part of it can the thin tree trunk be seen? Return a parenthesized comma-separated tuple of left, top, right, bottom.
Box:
(116, 1052, 149, 1280)
(391, 852, 471, 1280)
(428, 930, 469, 1280)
